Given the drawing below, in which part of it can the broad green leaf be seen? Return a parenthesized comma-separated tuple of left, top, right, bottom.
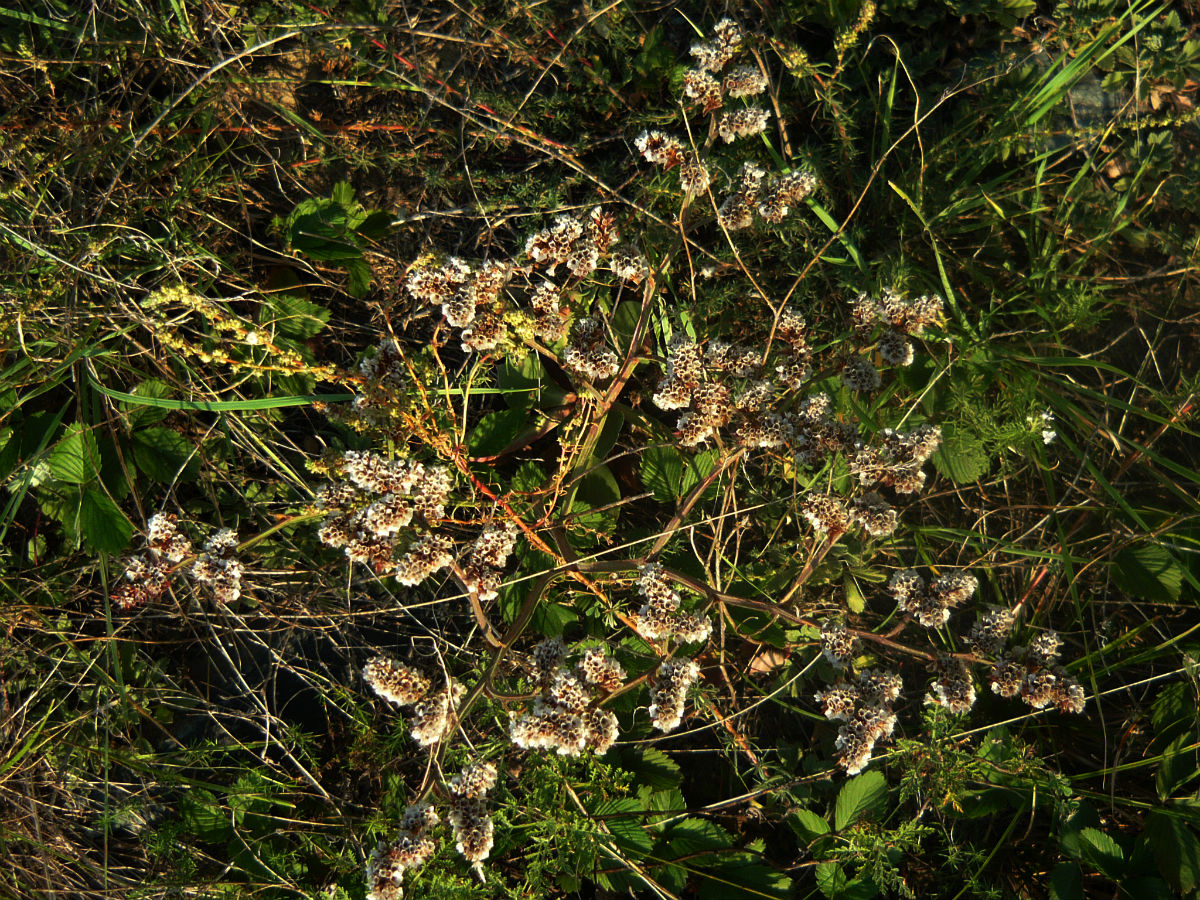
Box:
(590, 797, 653, 855)
(610, 299, 642, 350)
(696, 854, 793, 900)
(1048, 862, 1083, 900)
(663, 817, 731, 856)
(79, 489, 133, 554)
(346, 257, 372, 299)
(1114, 543, 1184, 603)
(131, 427, 199, 484)
(527, 600, 577, 637)
(571, 464, 621, 533)
(932, 424, 989, 484)
(1078, 827, 1124, 880)
(1157, 734, 1200, 800)
(788, 808, 831, 841)
(468, 407, 534, 457)
(816, 862, 848, 898)
(0, 426, 18, 481)
(641, 444, 694, 502)
(834, 770, 888, 831)
(120, 379, 173, 426)
(262, 291, 331, 340)
(628, 747, 683, 790)
(1145, 812, 1200, 895)
(48, 423, 101, 484)
(1151, 682, 1197, 744)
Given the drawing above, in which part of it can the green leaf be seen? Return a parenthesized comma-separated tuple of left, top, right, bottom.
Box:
(528, 600, 577, 637)
(641, 444, 695, 502)
(816, 862, 848, 898)
(1145, 811, 1200, 895)
(78, 489, 133, 554)
(628, 747, 683, 790)
(610, 299, 642, 350)
(1151, 682, 1197, 744)
(346, 257, 373, 299)
(571, 464, 622, 533)
(591, 797, 653, 855)
(788, 808, 831, 841)
(1114, 543, 1184, 603)
(181, 789, 232, 842)
(696, 854, 793, 900)
(131, 427, 199, 484)
(354, 209, 393, 241)
(262, 291, 331, 341)
(932, 424, 989, 484)
(1078, 826, 1125, 880)
(48, 424, 101, 484)
(834, 771, 888, 831)
(468, 407, 534, 457)
(120, 379, 173, 427)
(1048, 862, 1083, 900)
(0, 426, 18, 481)
(663, 818, 732, 856)
(1158, 734, 1200, 800)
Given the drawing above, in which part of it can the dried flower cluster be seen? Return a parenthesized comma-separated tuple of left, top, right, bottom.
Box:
(366, 803, 440, 900)
(363, 656, 464, 746)
(984, 629, 1086, 714)
(849, 287, 944, 368)
(633, 563, 712, 643)
(459, 521, 520, 601)
(509, 638, 623, 756)
(190, 529, 243, 603)
(820, 619, 860, 668)
(637, 19, 818, 226)
(111, 513, 246, 610)
(649, 658, 702, 732)
(815, 669, 903, 774)
(850, 425, 943, 494)
(888, 568, 979, 628)
(401, 206, 643, 361)
(316, 450, 454, 579)
(446, 761, 498, 865)
(926, 654, 977, 714)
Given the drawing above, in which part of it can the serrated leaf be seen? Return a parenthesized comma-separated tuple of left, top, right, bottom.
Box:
(695, 855, 793, 900)
(120, 379, 173, 427)
(1114, 543, 1184, 603)
(354, 209, 392, 241)
(468, 407, 534, 456)
(572, 464, 621, 533)
(263, 292, 331, 341)
(79, 488, 133, 554)
(834, 771, 888, 831)
(1151, 682, 1197, 744)
(630, 747, 684, 790)
(131, 427, 199, 484)
(48, 424, 101, 484)
(788, 808, 831, 841)
(0, 426, 18, 481)
(816, 862, 848, 898)
(1048, 862, 1083, 900)
(346, 257, 372, 298)
(1078, 827, 1124, 879)
(1144, 812, 1200, 896)
(591, 798, 653, 855)
(1158, 734, 1200, 800)
(664, 818, 732, 856)
(932, 425, 989, 484)
(640, 444, 692, 502)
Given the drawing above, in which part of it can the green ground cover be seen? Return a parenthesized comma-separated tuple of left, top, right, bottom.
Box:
(1, 1, 1199, 898)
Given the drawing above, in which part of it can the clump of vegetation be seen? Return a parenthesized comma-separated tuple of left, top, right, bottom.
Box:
(2, 2, 1198, 899)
